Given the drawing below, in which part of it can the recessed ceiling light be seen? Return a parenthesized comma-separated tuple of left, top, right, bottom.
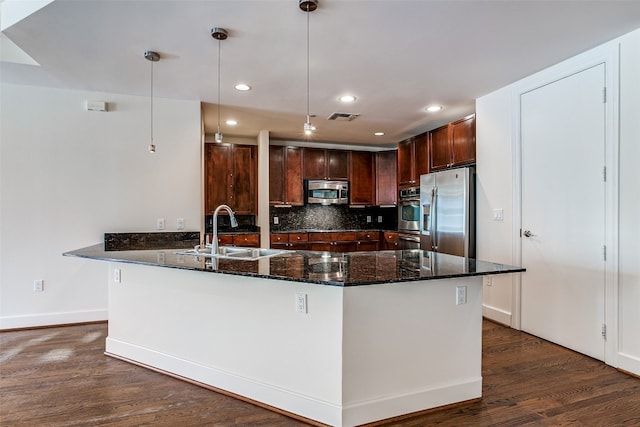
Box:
(426, 105, 443, 113)
(374, 132, 385, 136)
(339, 95, 356, 103)
(226, 119, 238, 126)
(234, 83, 251, 91)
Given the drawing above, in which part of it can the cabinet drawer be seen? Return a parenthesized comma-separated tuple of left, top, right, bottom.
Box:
(232, 234, 260, 247)
(314, 232, 356, 241)
(356, 231, 378, 241)
(288, 232, 308, 242)
(270, 233, 289, 244)
(383, 232, 398, 242)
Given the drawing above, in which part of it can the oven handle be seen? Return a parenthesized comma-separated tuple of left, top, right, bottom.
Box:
(399, 235, 420, 243)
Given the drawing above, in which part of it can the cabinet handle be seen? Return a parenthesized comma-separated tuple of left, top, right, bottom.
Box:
(297, 236, 301, 240)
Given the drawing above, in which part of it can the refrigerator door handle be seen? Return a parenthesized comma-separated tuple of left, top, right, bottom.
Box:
(431, 186, 438, 250)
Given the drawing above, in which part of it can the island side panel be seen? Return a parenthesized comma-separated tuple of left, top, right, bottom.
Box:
(105, 262, 344, 426)
(341, 277, 483, 427)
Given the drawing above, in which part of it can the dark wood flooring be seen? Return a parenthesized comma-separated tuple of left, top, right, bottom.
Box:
(1, 320, 639, 426)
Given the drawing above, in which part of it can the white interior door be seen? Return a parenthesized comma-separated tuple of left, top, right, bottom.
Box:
(520, 63, 606, 360)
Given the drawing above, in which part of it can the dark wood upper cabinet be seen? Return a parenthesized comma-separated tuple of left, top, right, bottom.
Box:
(231, 145, 256, 214)
(414, 132, 430, 178)
(302, 148, 326, 180)
(397, 133, 428, 187)
(269, 146, 303, 206)
(349, 151, 375, 206)
(303, 148, 349, 180)
(204, 143, 256, 215)
(451, 114, 476, 166)
(429, 125, 451, 170)
(375, 150, 397, 206)
(204, 143, 230, 214)
(327, 150, 349, 180)
(397, 137, 416, 187)
(269, 145, 284, 204)
(429, 114, 476, 171)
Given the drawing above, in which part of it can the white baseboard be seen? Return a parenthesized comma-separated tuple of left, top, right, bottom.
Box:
(342, 378, 482, 426)
(618, 352, 640, 377)
(106, 337, 482, 427)
(482, 304, 512, 326)
(0, 309, 107, 330)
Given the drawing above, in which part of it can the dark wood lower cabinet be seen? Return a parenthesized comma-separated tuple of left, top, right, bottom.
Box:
(271, 231, 384, 252)
(382, 231, 399, 250)
(206, 233, 260, 248)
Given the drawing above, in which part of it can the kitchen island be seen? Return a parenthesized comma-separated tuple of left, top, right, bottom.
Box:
(65, 244, 523, 427)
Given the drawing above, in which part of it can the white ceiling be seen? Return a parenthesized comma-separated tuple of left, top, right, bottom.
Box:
(2, 0, 640, 147)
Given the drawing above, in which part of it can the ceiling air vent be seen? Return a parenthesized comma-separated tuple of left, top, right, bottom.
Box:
(327, 112, 360, 121)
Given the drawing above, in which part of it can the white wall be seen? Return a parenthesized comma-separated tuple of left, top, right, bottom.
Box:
(476, 88, 515, 326)
(476, 28, 640, 375)
(0, 83, 201, 329)
(617, 29, 640, 375)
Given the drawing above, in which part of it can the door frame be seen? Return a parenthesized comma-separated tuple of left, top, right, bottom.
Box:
(510, 43, 620, 366)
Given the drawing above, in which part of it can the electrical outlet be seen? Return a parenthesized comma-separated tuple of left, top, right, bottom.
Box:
(157, 252, 165, 264)
(273, 216, 279, 225)
(377, 215, 383, 223)
(114, 269, 121, 283)
(156, 218, 165, 230)
(366, 215, 372, 223)
(295, 292, 307, 314)
(484, 276, 493, 287)
(176, 218, 185, 230)
(33, 279, 44, 292)
(456, 286, 467, 305)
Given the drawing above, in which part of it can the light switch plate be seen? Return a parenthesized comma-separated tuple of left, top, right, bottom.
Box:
(492, 209, 504, 221)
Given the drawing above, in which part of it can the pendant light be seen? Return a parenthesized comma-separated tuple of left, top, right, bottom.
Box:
(144, 50, 160, 153)
(300, 0, 318, 136)
(211, 27, 228, 143)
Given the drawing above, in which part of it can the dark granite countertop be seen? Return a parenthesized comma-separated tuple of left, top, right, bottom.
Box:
(64, 244, 524, 287)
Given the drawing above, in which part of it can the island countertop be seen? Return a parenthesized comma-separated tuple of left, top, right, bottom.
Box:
(64, 244, 524, 287)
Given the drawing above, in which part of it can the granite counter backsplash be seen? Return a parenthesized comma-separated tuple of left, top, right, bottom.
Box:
(105, 232, 200, 251)
(270, 205, 397, 232)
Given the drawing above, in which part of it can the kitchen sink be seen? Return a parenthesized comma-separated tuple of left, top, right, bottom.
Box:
(175, 246, 287, 260)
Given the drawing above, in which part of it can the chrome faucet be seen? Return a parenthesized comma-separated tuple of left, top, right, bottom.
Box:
(212, 204, 238, 255)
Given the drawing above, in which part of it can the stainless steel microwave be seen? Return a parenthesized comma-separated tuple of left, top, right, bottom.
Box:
(305, 180, 349, 205)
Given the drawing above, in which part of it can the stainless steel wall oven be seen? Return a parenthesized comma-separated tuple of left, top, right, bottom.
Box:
(398, 186, 420, 233)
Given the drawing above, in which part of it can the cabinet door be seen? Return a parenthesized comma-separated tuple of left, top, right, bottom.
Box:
(414, 132, 430, 178)
(285, 147, 304, 205)
(375, 150, 397, 206)
(349, 151, 374, 205)
(269, 146, 285, 205)
(204, 143, 230, 214)
(397, 138, 416, 186)
(231, 145, 256, 215)
(429, 125, 451, 171)
(233, 233, 260, 247)
(327, 150, 349, 180)
(303, 148, 326, 180)
(451, 114, 476, 166)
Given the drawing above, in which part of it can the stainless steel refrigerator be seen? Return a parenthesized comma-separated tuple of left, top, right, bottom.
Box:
(419, 167, 475, 258)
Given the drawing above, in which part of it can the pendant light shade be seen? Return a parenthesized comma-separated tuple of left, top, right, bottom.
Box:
(211, 27, 228, 143)
(300, 0, 317, 137)
(144, 50, 160, 153)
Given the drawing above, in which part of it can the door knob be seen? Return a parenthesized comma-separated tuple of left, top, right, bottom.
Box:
(523, 230, 536, 238)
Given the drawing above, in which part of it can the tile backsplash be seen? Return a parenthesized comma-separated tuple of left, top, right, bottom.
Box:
(270, 205, 397, 231)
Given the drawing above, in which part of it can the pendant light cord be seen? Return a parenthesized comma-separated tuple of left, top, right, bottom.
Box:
(217, 39, 221, 135)
(150, 59, 154, 146)
(306, 3, 310, 123)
